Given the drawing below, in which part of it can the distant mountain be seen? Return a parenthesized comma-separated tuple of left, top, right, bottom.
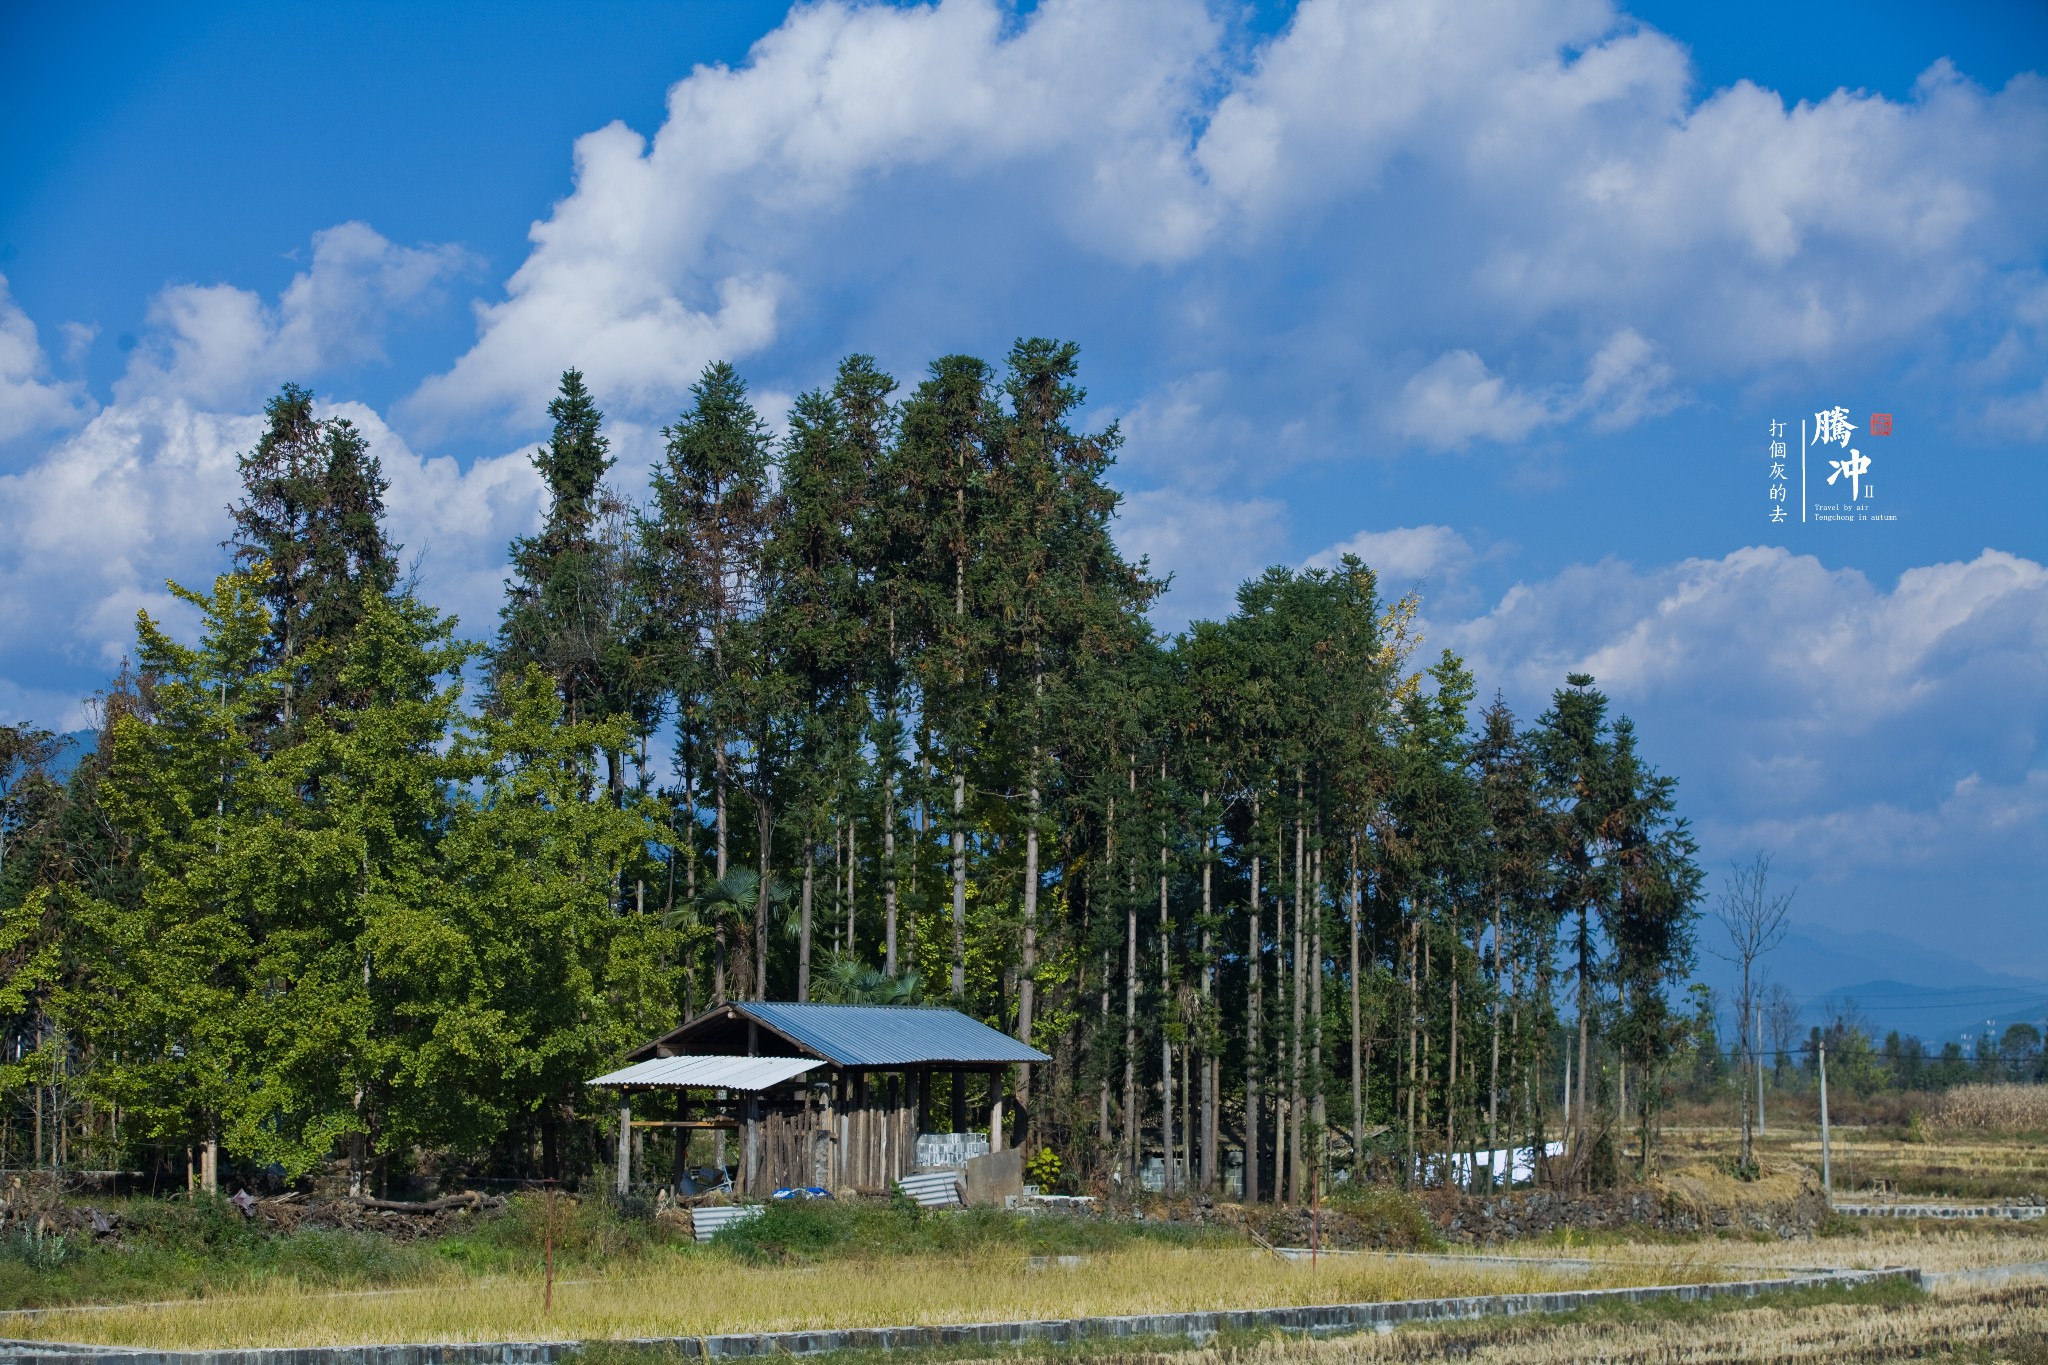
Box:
(1691, 921, 2048, 1046)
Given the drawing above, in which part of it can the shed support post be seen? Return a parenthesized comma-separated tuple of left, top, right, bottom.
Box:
(674, 1093, 691, 1189)
(990, 1072, 1004, 1152)
(746, 1094, 760, 1195)
(617, 1101, 632, 1198)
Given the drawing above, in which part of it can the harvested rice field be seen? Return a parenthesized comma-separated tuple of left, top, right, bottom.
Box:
(893, 1281, 2048, 1365)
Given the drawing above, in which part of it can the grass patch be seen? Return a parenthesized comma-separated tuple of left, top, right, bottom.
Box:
(0, 1196, 442, 1310)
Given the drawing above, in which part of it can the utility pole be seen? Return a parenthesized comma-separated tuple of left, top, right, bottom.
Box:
(1818, 1041, 1831, 1206)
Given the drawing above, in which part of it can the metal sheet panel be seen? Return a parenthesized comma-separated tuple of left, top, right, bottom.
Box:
(734, 1002, 1050, 1068)
(587, 1054, 821, 1090)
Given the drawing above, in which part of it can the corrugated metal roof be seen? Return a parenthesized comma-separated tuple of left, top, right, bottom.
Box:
(733, 1003, 1050, 1068)
(587, 1054, 821, 1091)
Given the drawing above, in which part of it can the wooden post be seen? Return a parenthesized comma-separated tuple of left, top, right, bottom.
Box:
(821, 1072, 837, 1189)
(854, 1071, 869, 1189)
(837, 1071, 850, 1189)
(990, 1070, 1004, 1152)
(616, 1101, 632, 1198)
(1818, 1042, 1831, 1205)
(746, 1094, 760, 1195)
(674, 1092, 691, 1189)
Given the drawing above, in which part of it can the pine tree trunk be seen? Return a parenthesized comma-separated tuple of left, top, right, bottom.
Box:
(1098, 947, 1113, 1149)
(1158, 791, 1172, 1195)
(1272, 816, 1289, 1204)
(714, 746, 730, 1003)
(1200, 801, 1216, 1191)
(798, 837, 816, 1001)
(1123, 855, 1139, 1194)
(1245, 799, 1263, 1205)
(1576, 905, 1591, 1189)
(1488, 903, 1503, 1186)
(1348, 835, 1363, 1177)
(1446, 922, 1459, 1186)
(1405, 912, 1418, 1186)
(1420, 931, 1431, 1185)
(883, 729, 899, 975)
(1309, 839, 1325, 1185)
(1288, 787, 1305, 1204)
(1017, 705, 1042, 1130)
(951, 766, 967, 998)
(1101, 792, 1116, 1160)
(756, 794, 772, 1000)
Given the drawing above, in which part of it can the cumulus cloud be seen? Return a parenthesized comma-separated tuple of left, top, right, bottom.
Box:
(1395, 350, 1557, 448)
(406, 0, 1221, 429)
(1395, 328, 1678, 448)
(0, 397, 260, 668)
(1305, 524, 1475, 589)
(0, 274, 92, 446)
(118, 222, 474, 409)
(1441, 545, 2048, 862)
(0, 392, 545, 688)
(0, 226, 529, 701)
(1113, 486, 1290, 628)
(1420, 544, 2048, 963)
(405, 0, 2046, 458)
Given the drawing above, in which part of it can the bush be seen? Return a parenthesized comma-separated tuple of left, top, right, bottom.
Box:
(711, 1196, 1232, 1264)
(1025, 1146, 1064, 1191)
(436, 1193, 672, 1270)
(1323, 1184, 1443, 1251)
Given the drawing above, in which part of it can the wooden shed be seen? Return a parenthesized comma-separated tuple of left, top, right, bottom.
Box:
(589, 1002, 1048, 1197)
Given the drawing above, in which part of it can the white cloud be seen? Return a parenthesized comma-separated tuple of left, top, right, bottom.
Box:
(1442, 544, 2048, 836)
(0, 393, 546, 689)
(406, 0, 1221, 430)
(1113, 486, 1290, 629)
(0, 274, 92, 445)
(1395, 328, 1677, 448)
(0, 397, 260, 669)
(1395, 350, 1556, 447)
(1422, 543, 2048, 961)
(1578, 328, 1677, 431)
(117, 222, 473, 409)
(0, 232, 532, 701)
(319, 401, 545, 642)
(403, 0, 2045, 457)
(1306, 524, 1475, 589)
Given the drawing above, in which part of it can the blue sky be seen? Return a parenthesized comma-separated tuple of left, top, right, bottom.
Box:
(2, 0, 2044, 977)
